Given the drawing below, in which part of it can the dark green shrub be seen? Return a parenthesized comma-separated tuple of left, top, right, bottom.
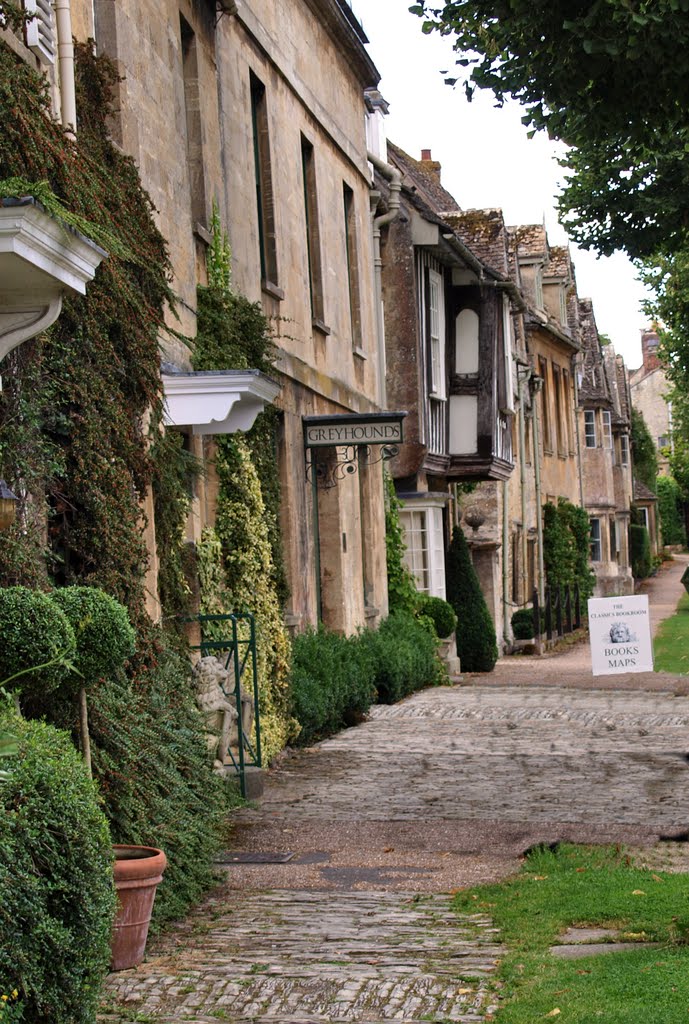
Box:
(51, 586, 135, 688)
(290, 627, 377, 746)
(656, 475, 687, 546)
(511, 606, 539, 640)
(631, 523, 652, 578)
(0, 587, 75, 698)
(364, 611, 445, 703)
(446, 526, 498, 672)
(0, 712, 115, 1024)
(417, 595, 458, 638)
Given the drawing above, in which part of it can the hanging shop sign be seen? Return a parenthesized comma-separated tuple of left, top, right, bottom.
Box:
(588, 595, 654, 675)
(303, 412, 406, 449)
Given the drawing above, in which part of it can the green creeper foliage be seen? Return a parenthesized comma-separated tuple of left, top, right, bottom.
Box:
(416, 594, 457, 639)
(0, 587, 75, 698)
(542, 499, 595, 601)
(384, 471, 419, 614)
(197, 436, 296, 762)
(51, 586, 135, 690)
(445, 525, 497, 672)
(656, 475, 687, 546)
(0, 713, 115, 1024)
(630, 523, 652, 579)
(631, 409, 658, 493)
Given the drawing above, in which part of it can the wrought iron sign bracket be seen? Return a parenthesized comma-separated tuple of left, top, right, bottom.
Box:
(303, 411, 406, 490)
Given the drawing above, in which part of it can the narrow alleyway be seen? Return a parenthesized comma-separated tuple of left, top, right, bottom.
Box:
(103, 557, 689, 1023)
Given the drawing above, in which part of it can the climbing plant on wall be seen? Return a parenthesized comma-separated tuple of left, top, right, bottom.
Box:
(0, 39, 230, 925)
(190, 210, 296, 761)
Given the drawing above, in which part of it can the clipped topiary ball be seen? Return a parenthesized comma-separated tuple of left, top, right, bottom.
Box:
(0, 586, 75, 698)
(51, 586, 135, 688)
(417, 595, 458, 639)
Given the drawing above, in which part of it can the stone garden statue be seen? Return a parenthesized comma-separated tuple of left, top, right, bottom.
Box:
(192, 656, 254, 768)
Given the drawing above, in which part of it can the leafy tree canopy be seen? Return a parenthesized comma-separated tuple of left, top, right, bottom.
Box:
(413, 1, 689, 256)
(631, 408, 658, 492)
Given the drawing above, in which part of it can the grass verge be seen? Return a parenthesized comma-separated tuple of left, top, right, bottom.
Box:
(453, 844, 689, 1023)
(654, 592, 689, 674)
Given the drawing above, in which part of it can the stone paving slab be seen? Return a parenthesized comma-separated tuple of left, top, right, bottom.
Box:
(239, 686, 689, 830)
(103, 891, 503, 1023)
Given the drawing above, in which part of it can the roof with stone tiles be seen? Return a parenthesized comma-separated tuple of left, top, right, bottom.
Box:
(578, 297, 611, 404)
(387, 141, 461, 217)
(444, 209, 509, 277)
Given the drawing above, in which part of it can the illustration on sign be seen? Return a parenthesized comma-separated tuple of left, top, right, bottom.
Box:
(588, 595, 653, 675)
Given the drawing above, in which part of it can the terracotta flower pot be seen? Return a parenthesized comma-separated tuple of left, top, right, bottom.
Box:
(111, 844, 167, 971)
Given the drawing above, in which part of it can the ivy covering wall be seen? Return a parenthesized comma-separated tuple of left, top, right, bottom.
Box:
(542, 499, 595, 599)
(184, 217, 297, 761)
(0, 40, 231, 926)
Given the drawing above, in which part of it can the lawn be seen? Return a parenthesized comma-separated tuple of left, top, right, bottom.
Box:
(654, 592, 689, 674)
(452, 844, 689, 1023)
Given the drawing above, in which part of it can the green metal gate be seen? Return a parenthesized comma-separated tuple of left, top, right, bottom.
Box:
(191, 612, 261, 798)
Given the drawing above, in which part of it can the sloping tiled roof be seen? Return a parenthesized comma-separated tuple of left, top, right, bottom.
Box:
(545, 245, 571, 279)
(444, 209, 509, 276)
(509, 223, 549, 260)
(387, 141, 461, 217)
(578, 297, 610, 404)
(633, 478, 657, 503)
(615, 354, 631, 423)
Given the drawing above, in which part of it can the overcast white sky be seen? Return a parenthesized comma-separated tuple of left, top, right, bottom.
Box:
(356, 0, 652, 369)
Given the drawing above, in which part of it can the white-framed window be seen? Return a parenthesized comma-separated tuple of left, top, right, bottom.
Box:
(637, 506, 649, 531)
(590, 517, 602, 561)
(559, 286, 568, 327)
(534, 269, 544, 310)
(602, 409, 613, 449)
(399, 500, 446, 598)
(428, 269, 446, 399)
(620, 433, 629, 466)
(584, 409, 597, 448)
(24, 0, 55, 64)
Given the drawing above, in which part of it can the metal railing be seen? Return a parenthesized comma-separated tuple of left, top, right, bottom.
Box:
(532, 584, 582, 642)
(189, 613, 261, 799)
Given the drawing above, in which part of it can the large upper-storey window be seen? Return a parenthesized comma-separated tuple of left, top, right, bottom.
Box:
(428, 269, 446, 398)
(250, 72, 278, 289)
(343, 183, 362, 351)
(301, 135, 324, 326)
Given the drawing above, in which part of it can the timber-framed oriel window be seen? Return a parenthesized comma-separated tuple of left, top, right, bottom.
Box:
(250, 72, 279, 291)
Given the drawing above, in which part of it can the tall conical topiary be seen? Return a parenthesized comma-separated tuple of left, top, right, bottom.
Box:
(446, 525, 498, 672)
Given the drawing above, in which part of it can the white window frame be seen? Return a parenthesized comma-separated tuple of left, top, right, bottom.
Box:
(399, 496, 447, 599)
(428, 269, 446, 399)
(24, 0, 55, 64)
(620, 433, 629, 466)
(559, 286, 568, 327)
(602, 409, 613, 449)
(584, 409, 597, 448)
(590, 517, 602, 562)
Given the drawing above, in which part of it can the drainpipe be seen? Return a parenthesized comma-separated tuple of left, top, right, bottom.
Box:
(368, 150, 401, 408)
(502, 477, 511, 647)
(572, 354, 585, 508)
(517, 367, 530, 601)
(55, 0, 77, 136)
(531, 376, 545, 602)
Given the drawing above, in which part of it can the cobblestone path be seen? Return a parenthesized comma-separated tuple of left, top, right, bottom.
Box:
(102, 890, 502, 1023)
(103, 676, 689, 1022)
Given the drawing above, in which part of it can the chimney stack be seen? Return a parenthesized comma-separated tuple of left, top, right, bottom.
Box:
(641, 327, 662, 373)
(420, 149, 442, 182)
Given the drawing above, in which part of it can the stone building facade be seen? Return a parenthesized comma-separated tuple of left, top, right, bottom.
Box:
(577, 299, 634, 596)
(629, 327, 673, 476)
(3, 0, 394, 635)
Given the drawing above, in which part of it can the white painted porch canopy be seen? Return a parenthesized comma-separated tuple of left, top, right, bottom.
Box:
(0, 199, 106, 362)
(161, 369, 281, 435)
